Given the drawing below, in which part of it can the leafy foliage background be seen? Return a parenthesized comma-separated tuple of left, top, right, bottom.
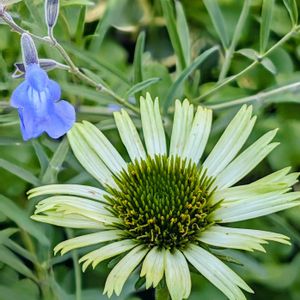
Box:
(1, 0, 300, 299)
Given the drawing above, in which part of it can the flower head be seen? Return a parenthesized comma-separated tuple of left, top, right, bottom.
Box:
(29, 93, 300, 300)
(10, 34, 75, 141)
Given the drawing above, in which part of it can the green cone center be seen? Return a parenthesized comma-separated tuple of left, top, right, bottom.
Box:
(106, 155, 216, 250)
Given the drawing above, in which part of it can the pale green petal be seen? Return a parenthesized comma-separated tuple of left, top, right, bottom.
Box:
(54, 230, 123, 255)
(28, 184, 108, 202)
(104, 245, 148, 297)
(140, 93, 166, 156)
(212, 183, 290, 205)
(114, 109, 146, 162)
(78, 121, 127, 174)
(254, 167, 291, 183)
(79, 239, 137, 271)
(165, 249, 191, 300)
(33, 196, 118, 225)
(140, 246, 165, 289)
(31, 213, 105, 229)
(203, 105, 255, 178)
(169, 99, 194, 157)
(182, 105, 212, 164)
(214, 129, 278, 189)
(184, 244, 253, 300)
(198, 225, 290, 252)
(215, 192, 300, 222)
(68, 126, 116, 187)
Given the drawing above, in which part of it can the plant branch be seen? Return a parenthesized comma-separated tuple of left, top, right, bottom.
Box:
(0, 11, 139, 114)
(195, 25, 300, 102)
(206, 81, 300, 110)
(218, 0, 251, 81)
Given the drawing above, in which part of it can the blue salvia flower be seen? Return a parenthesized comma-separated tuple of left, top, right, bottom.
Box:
(10, 33, 75, 141)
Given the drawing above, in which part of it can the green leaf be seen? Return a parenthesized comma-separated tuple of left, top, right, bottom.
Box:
(133, 31, 146, 101)
(283, 0, 298, 25)
(160, 0, 187, 71)
(41, 137, 69, 184)
(237, 48, 258, 60)
(0, 195, 49, 246)
(0, 279, 39, 300)
(260, 0, 275, 54)
(203, 0, 230, 49)
(0, 246, 36, 280)
(163, 46, 219, 112)
(31, 140, 49, 176)
(63, 44, 130, 85)
(89, 0, 126, 52)
(261, 57, 277, 74)
(175, 1, 191, 66)
(75, 5, 87, 44)
(0, 159, 40, 186)
(125, 78, 161, 98)
(0, 228, 18, 244)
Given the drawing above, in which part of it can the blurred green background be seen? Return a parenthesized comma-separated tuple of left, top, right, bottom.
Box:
(1, 0, 300, 299)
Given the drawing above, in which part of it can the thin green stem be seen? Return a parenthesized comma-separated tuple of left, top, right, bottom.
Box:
(0, 12, 139, 114)
(206, 81, 300, 110)
(155, 285, 170, 300)
(66, 229, 82, 300)
(194, 25, 300, 102)
(218, 0, 251, 81)
(20, 230, 54, 300)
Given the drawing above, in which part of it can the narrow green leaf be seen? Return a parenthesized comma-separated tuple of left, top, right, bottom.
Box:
(133, 31, 146, 85)
(75, 5, 87, 44)
(0, 159, 40, 186)
(41, 137, 69, 184)
(89, 0, 126, 52)
(31, 140, 49, 176)
(260, 0, 275, 54)
(0, 228, 18, 244)
(64, 44, 130, 85)
(203, 0, 230, 49)
(283, 0, 298, 25)
(160, 0, 187, 71)
(261, 57, 277, 74)
(0, 195, 49, 246)
(133, 31, 146, 101)
(0, 245, 36, 280)
(237, 48, 258, 60)
(163, 46, 219, 112)
(175, 1, 191, 66)
(126, 78, 161, 98)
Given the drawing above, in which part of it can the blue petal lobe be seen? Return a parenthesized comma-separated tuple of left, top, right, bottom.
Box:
(47, 79, 61, 102)
(44, 100, 76, 139)
(18, 106, 44, 141)
(26, 64, 48, 92)
(11, 81, 30, 108)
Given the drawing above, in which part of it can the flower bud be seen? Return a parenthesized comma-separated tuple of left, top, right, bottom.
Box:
(21, 33, 38, 69)
(45, 0, 59, 30)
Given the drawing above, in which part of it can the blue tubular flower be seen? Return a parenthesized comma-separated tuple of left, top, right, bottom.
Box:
(10, 34, 75, 141)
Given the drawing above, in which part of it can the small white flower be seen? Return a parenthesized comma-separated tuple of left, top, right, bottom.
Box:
(30, 93, 300, 300)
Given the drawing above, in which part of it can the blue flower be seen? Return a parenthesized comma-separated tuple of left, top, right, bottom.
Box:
(11, 63, 75, 141)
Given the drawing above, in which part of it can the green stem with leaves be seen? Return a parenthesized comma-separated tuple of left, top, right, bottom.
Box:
(195, 24, 300, 102)
(206, 81, 300, 110)
(66, 229, 82, 300)
(0, 11, 139, 114)
(218, 0, 251, 81)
